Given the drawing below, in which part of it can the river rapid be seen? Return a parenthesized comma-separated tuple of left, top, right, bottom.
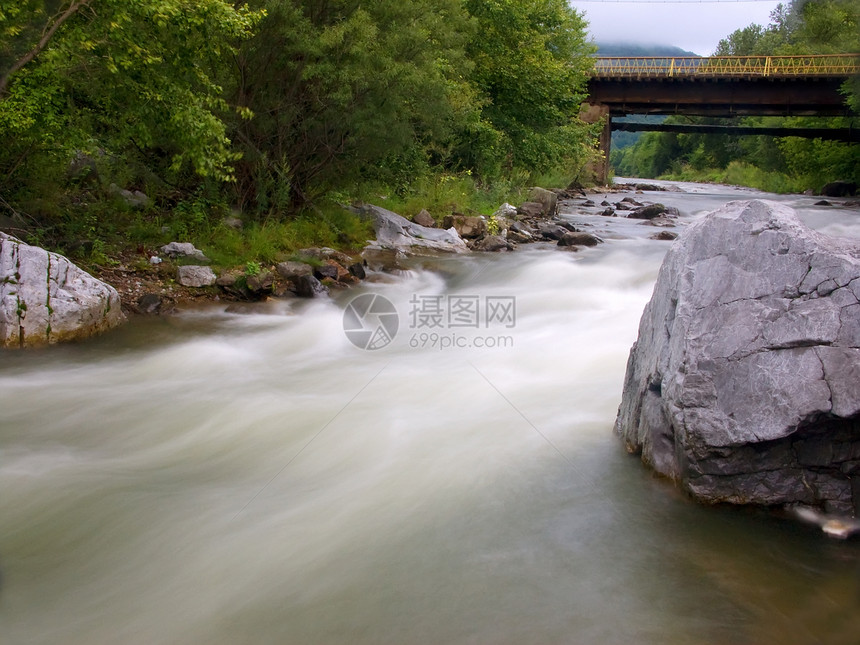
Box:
(2, 180, 860, 644)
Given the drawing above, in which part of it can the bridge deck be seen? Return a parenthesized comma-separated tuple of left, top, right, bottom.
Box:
(592, 54, 860, 79)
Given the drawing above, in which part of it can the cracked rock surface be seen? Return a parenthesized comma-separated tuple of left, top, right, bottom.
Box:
(1, 232, 125, 348)
(615, 200, 860, 514)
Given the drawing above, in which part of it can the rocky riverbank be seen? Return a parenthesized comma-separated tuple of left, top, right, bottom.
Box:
(83, 184, 688, 319)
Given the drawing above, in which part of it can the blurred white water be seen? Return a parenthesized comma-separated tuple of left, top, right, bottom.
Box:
(1, 184, 859, 644)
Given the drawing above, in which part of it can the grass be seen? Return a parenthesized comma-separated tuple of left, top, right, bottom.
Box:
(7, 166, 581, 275)
(659, 161, 809, 194)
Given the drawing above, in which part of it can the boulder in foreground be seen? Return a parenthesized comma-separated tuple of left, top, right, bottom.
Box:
(1, 232, 124, 348)
(615, 200, 860, 515)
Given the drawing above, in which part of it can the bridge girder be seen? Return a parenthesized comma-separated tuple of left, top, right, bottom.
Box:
(586, 77, 852, 118)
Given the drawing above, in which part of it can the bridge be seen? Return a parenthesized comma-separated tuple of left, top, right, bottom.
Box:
(582, 54, 860, 183)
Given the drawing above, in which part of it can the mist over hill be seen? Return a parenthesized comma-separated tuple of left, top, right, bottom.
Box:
(595, 43, 700, 57)
(593, 43, 687, 152)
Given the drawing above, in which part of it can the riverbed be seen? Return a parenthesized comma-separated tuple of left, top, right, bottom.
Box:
(2, 180, 859, 644)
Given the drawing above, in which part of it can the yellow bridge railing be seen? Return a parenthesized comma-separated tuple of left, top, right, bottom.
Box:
(592, 54, 860, 78)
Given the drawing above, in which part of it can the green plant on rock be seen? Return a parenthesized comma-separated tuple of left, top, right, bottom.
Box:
(244, 260, 262, 276)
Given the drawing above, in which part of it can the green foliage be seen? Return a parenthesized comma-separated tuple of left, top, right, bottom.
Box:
(350, 170, 533, 222)
(228, 0, 596, 215)
(200, 206, 373, 268)
(461, 0, 595, 176)
(229, 0, 478, 214)
(1, 1, 597, 268)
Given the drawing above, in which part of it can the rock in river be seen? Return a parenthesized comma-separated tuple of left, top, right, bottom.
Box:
(615, 200, 860, 515)
(1, 232, 124, 347)
(361, 204, 468, 256)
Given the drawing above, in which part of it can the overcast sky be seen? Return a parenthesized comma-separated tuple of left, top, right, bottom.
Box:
(572, 0, 784, 56)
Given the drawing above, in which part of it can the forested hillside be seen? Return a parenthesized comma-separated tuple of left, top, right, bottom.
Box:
(0, 0, 596, 265)
(610, 0, 859, 193)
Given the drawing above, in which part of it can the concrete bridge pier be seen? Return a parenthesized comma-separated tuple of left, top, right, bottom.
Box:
(580, 102, 611, 186)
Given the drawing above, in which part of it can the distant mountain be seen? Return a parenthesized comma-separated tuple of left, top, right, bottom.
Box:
(595, 43, 701, 57)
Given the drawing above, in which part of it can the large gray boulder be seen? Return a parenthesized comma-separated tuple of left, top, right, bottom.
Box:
(615, 200, 860, 515)
(361, 204, 468, 256)
(1, 233, 124, 347)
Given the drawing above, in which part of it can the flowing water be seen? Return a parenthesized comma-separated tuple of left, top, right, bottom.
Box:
(2, 181, 860, 644)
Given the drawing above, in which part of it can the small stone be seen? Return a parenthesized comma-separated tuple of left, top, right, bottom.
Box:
(528, 187, 558, 218)
(493, 203, 519, 219)
(276, 261, 313, 280)
(109, 183, 150, 209)
(509, 221, 534, 235)
(649, 231, 678, 241)
(216, 271, 241, 287)
(348, 262, 367, 280)
(641, 216, 677, 228)
(441, 214, 487, 239)
(137, 293, 163, 314)
(628, 204, 667, 220)
(517, 202, 546, 219)
(558, 231, 602, 247)
(412, 209, 435, 227)
(507, 230, 533, 244)
(160, 242, 209, 263)
(820, 181, 857, 197)
(293, 274, 328, 298)
(149, 256, 162, 265)
(295, 247, 353, 266)
(537, 223, 569, 241)
(473, 235, 511, 252)
(177, 265, 217, 287)
(313, 264, 339, 281)
(246, 271, 274, 294)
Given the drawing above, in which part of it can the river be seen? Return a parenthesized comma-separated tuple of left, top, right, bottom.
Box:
(2, 180, 859, 644)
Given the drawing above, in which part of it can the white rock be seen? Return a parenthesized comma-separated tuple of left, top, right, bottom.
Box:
(361, 204, 468, 255)
(0, 233, 124, 347)
(160, 242, 209, 262)
(177, 265, 217, 287)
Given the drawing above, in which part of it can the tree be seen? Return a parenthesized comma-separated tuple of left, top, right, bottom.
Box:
(229, 0, 477, 213)
(461, 0, 595, 175)
(714, 24, 765, 56)
(0, 0, 260, 192)
(0, 0, 91, 96)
